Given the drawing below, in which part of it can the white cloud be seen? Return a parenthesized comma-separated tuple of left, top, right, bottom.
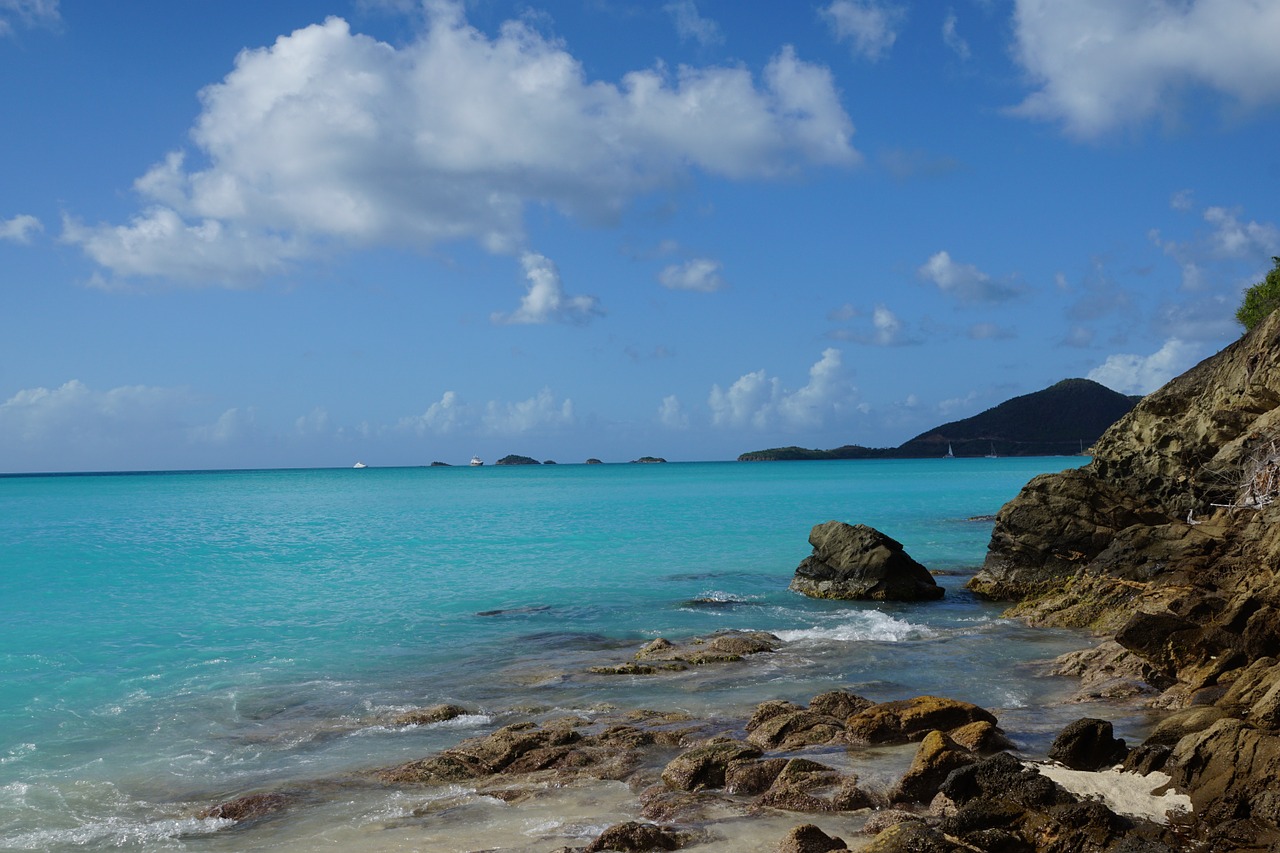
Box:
(658, 394, 689, 429)
(64, 5, 857, 286)
(918, 250, 1023, 303)
(491, 252, 603, 325)
(295, 406, 330, 435)
(665, 1, 722, 46)
(709, 348, 855, 430)
(0, 0, 59, 36)
(482, 387, 574, 434)
(820, 0, 906, 62)
(658, 257, 725, 292)
(1151, 204, 1280, 293)
(1010, 0, 1280, 138)
(830, 303, 914, 345)
(942, 10, 970, 60)
(1171, 189, 1195, 212)
(1203, 206, 1280, 259)
(0, 214, 42, 243)
(1086, 339, 1205, 395)
(190, 407, 255, 444)
(399, 387, 573, 435)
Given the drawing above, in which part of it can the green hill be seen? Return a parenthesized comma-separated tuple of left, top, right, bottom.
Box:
(738, 379, 1139, 461)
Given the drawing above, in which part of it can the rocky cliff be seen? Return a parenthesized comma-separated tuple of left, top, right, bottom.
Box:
(969, 310, 1280, 848)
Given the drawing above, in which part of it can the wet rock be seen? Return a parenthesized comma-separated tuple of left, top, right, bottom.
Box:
(776, 823, 849, 853)
(1047, 718, 1129, 771)
(751, 759, 845, 813)
(790, 521, 943, 601)
(748, 699, 804, 732)
(947, 720, 1015, 753)
(627, 631, 780, 669)
(1144, 706, 1227, 745)
(391, 703, 470, 726)
(197, 791, 293, 823)
(938, 753, 1066, 811)
(890, 731, 978, 804)
(845, 696, 998, 745)
(861, 808, 925, 834)
(583, 821, 686, 852)
(746, 708, 846, 750)
(1122, 744, 1172, 775)
(1167, 717, 1280, 823)
(808, 690, 874, 719)
(661, 738, 762, 792)
(725, 757, 790, 795)
(859, 820, 958, 853)
(1048, 641, 1165, 701)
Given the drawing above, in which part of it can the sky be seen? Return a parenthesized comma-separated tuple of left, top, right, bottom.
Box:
(2, 0, 1279, 472)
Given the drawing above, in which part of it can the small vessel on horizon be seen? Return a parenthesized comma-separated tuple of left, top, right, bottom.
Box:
(470, 455, 484, 467)
(944, 443, 955, 458)
(985, 443, 998, 458)
(353, 461, 367, 469)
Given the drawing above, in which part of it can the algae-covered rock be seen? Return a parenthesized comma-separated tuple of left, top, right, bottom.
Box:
(790, 521, 943, 601)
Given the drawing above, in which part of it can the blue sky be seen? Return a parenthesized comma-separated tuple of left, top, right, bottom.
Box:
(2, 0, 1279, 472)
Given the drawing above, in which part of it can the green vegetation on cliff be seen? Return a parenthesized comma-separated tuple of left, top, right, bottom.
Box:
(1236, 256, 1280, 331)
(739, 378, 1137, 461)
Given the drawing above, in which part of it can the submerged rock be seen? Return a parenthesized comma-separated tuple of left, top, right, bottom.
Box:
(197, 791, 294, 823)
(790, 521, 943, 601)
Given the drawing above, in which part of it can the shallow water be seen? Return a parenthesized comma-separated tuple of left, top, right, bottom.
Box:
(0, 458, 1145, 850)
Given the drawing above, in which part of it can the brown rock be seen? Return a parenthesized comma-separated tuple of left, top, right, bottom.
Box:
(583, 821, 685, 852)
(746, 708, 846, 750)
(889, 731, 978, 804)
(859, 820, 957, 853)
(391, 703, 470, 726)
(808, 690, 874, 719)
(197, 791, 293, 822)
(947, 720, 1015, 754)
(790, 521, 943, 601)
(845, 696, 998, 745)
(776, 823, 849, 853)
(661, 738, 762, 791)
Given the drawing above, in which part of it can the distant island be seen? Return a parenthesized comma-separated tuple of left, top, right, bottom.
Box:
(495, 454, 540, 465)
(630, 456, 667, 464)
(739, 378, 1140, 461)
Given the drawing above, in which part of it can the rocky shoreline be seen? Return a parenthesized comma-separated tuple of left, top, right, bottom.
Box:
(193, 314, 1280, 851)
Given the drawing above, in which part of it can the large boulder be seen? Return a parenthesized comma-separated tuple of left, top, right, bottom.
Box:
(1046, 718, 1128, 771)
(845, 695, 999, 745)
(790, 522, 943, 601)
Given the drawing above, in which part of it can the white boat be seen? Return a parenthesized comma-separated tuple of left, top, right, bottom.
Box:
(353, 461, 367, 469)
(985, 443, 998, 458)
(944, 443, 955, 458)
(469, 455, 483, 467)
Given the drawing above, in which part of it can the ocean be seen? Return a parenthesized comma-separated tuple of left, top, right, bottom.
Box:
(0, 458, 1145, 851)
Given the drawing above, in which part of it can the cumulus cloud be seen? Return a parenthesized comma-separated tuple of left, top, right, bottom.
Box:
(821, 0, 906, 62)
(482, 387, 574, 434)
(665, 0, 722, 46)
(658, 394, 689, 429)
(0, 379, 222, 470)
(189, 407, 256, 444)
(491, 252, 603, 325)
(64, 5, 857, 287)
(658, 257, 725, 292)
(1009, 0, 1280, 138)
(0, 214, 42, 243)
(708, 348, 855, 430)
(918, 250, 1024, 303)
(399, 387, 574, 436)
(1086, 339, 1205, 395)
(0, 0, 59, 36)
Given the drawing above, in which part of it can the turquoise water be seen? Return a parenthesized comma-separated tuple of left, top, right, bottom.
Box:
(1, 458, 1107, 850)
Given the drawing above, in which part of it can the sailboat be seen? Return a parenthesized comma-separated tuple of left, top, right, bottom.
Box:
(985, 443, 998, 458)
(944, 443, 955, 458)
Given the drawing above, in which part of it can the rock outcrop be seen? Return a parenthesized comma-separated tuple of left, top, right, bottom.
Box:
(966, 309, 1280, 849)
(790, 522, 943, 601)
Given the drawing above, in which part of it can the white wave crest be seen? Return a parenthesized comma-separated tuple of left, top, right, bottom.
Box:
(774, 610, 936, 644)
